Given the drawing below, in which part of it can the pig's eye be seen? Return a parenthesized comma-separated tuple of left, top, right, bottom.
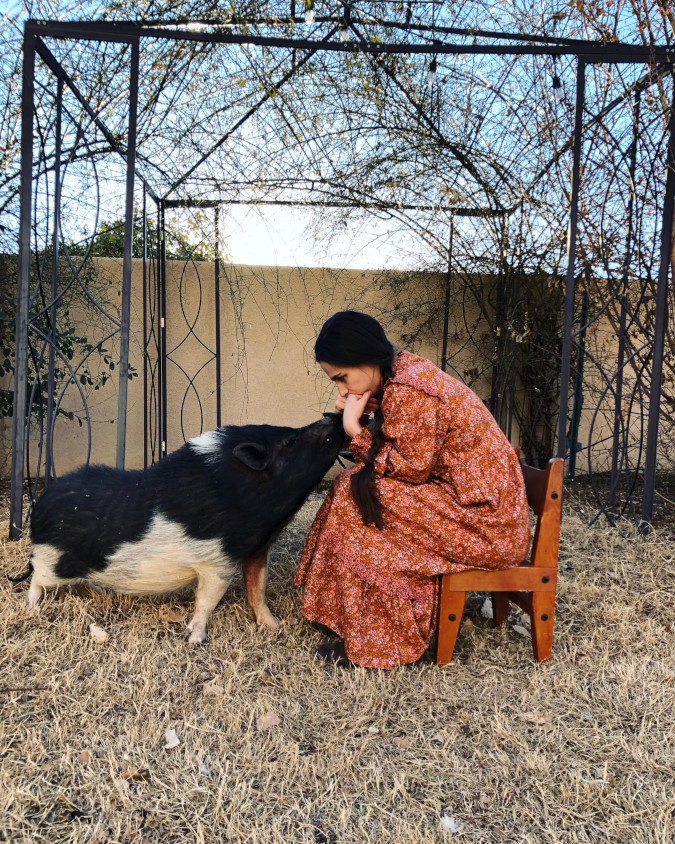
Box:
(326, 436, 332, 444)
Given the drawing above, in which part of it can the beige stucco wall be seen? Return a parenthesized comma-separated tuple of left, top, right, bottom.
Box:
(3, 258, 485, 477)
(4, 256, 663, 480)
(160, 259, 501, 464)
(162, 261, 462, 441)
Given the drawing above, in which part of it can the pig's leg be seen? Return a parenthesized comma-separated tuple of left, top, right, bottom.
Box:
(186, 567, 231, 644)
(26, 545, 63, 609)
(26, 578, 43, 610)
(242, 550, 279, 630)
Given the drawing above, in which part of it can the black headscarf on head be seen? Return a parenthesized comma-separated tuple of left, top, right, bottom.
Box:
(314, 311, 395, 368)
(315, 311, 396, 529)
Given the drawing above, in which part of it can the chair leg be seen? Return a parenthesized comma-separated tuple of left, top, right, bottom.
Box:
(530, 591, 556, 662)
(436, 585, 466, 665)
(492, 592, 510, 627)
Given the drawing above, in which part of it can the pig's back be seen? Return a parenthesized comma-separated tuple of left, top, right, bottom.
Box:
(31, 465, 157, 575)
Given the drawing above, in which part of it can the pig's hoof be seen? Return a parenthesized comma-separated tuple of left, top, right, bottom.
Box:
(26, 585, 43, 610)
(186, 618, 207, 644)
(188, 628, 207, 644)
(258, 611, 280, 630)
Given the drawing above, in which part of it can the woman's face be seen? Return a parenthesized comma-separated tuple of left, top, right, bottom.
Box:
(319, 362, 383, 398)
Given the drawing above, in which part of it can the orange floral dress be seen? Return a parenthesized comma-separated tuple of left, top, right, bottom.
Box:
(295, 351, 530, 668)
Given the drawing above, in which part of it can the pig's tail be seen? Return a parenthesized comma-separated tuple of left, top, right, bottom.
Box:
(350, 364, 393, 529)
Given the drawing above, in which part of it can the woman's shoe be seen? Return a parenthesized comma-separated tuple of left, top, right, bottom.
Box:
(310, 621, 340, 638)
(315, 640, 353, 667)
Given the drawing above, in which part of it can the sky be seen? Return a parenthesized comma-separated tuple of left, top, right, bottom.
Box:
(221, 204, 431, 270)
(0, 0, 438, 270)
(3, 0, 663, 272)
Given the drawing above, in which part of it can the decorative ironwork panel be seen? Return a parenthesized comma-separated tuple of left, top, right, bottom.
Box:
(164, 232, 221, 449)
(567, 70, 674, 525)
(142, 191, 163, 466)
(9, 38, 138, 537)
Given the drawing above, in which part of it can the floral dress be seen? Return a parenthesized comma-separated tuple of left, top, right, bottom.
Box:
(295, 351, 531, 669)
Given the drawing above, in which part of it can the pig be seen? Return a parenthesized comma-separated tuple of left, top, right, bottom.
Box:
(22, 413, 343, 643)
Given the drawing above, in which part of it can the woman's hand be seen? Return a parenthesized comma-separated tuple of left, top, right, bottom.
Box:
(342, 391, 373, 438)
(334, 394, 379, 415)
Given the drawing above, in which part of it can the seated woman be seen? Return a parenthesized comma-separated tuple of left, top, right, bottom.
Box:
(295, 310, 531, 669)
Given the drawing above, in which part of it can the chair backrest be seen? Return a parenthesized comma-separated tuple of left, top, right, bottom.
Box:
(519, 456, 564, 569)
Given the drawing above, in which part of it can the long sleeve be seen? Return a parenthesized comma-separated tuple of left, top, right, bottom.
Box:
(348, 426, 374, 463)
(347, 385, 447, 483)
(374, 385, 446, 483)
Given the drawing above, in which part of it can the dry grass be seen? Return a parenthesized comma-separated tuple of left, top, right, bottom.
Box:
(1, 490, 674, 843)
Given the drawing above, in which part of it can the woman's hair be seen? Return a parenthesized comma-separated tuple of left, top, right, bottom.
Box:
(315, 311, 395, 529)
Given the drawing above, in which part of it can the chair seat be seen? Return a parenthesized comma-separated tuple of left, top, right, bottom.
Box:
(436, 455, 564, 664)
(440, 564, 557, 592)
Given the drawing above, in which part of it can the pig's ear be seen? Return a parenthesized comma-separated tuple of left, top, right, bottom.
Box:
(232, 442, 269, 471)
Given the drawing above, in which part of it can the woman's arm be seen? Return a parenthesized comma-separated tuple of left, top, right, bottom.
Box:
(349, 384, 446, 483)
(340, 391, 374, 438)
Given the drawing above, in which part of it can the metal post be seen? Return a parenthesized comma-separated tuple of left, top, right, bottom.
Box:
(440, 214, 454, 372)
(641, 80, 675, 528)
(9, 26, 36, 540)
(489, 221, 509, 421)
(557, 59, 586, 460)
(214, 205, 222, 427)
(116, 38, 140, 469)
(142, 189, 148, 468)
(45, 76, 63, 488)
(159, 201, 168, 457)
(609, 90, 640, 514)
(155, 206, 163, 461)
(568, 289, 588, 482)
(505, 214, 518, 443)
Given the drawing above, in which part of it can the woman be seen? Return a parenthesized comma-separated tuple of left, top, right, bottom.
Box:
(295, 311, 530, 668)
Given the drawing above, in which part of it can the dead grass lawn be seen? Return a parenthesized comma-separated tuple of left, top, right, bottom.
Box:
(1, 491, 673, 843)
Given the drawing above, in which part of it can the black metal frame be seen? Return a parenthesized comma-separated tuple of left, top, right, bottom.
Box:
(9, 13, 675, 538)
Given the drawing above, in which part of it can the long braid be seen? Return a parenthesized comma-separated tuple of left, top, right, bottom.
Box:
(350, 363, 393, 529)
(314, 311, 396, 527)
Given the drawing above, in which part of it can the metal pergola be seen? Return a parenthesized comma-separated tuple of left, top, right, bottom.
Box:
(9, 11, 675, 539)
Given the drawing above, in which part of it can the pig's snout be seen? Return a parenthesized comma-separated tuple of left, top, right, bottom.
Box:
(319, 413, 343, 448)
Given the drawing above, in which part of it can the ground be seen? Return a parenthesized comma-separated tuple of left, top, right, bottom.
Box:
(563, 472, 675, 540)
(0, 489, 673, 843)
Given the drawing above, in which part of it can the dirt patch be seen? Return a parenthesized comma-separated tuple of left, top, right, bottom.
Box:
(1, 488, 673, 842)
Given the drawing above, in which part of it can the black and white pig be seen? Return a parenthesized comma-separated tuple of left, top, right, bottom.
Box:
(24, 413, 343, 643)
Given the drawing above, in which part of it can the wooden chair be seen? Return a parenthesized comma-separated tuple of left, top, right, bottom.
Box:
(436, 453, 564, 664)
